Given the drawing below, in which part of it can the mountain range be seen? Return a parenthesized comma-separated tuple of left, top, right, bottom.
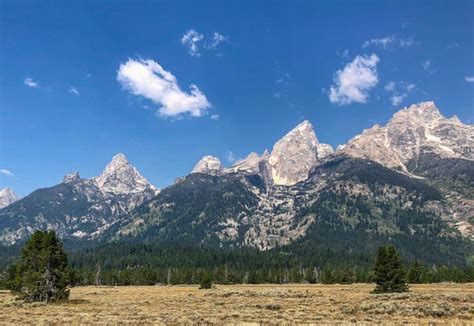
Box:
(0, 101, 472, 264)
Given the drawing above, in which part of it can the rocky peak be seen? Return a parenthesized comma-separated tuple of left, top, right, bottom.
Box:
(339, 101, 474, 172)
(316, 143, 334, 159)
(95, 153, 159, 195)
(269, 120, 330, 186)
(390, 101, 443, 125)
(227, 152, 262, 174)
(0, 187, 19, 209)
(192, 155, 223, 175)
(63, 171, 81, 184)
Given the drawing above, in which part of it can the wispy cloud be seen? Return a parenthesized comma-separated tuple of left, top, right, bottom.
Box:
(117, 58, 211, 118)
(399, 38, 414, 47)
(181, 29, 228, 57)
(336, 49, 350, 59)
(24, 77, 39, 88)
(329, 54, 379, 105)
(422, 60, 431, 70)
(385, 81, 415, 106)
(207, 32, 228, 49)
(225, 151, 240, 164)
(0, 169, 13, 176)
(181, 29, 204, 56)
(362, 36, 395, 48)
(69, 87, 79, 96)
(465, 76, 474, 83)
(362, 35, 415, 49)
(210, 114, 219, 120)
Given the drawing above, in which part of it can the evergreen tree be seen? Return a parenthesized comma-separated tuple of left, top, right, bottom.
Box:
(372, 245, 408, 293)
(408, 261, 423, 284)
(8, 230, 71, 302)
(199, 271, 213, 289)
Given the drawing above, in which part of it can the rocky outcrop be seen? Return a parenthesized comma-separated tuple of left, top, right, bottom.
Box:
(0, 187, 18, 209)
(191, 155, 223, 175)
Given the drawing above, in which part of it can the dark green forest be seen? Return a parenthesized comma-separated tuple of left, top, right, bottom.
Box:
(1, 232, 473, 287)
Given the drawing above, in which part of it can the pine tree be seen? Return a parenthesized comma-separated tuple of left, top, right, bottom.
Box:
(408, 261, 423, 284)
(199, 271, 213, 289)
(8, 230, 71, 302)
(372, 245, 408, 293)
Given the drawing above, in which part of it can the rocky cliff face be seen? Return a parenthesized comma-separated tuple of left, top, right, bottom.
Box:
(0, 188, 18, 209)
(339, 101, 473, 173)
(268, 121, 333, 186)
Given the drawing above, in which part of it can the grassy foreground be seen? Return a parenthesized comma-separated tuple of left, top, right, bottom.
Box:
(0, 283, 473, 324)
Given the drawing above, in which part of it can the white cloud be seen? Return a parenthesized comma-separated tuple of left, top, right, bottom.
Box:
(362, 36, 395, 48)
(181, 29, 204, 56)
(69, 87, 79, 96)
(0, 169, 13, 176)
(465, 76, 474, 82)
(117, 58, 211, 118)
(210, 114, 219, 120)
(24, 77, 39, 88)
(385, 81, 415, 106)
(329, 54, 379, 105)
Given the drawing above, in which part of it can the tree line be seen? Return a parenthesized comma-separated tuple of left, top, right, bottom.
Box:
(1, 231, 473, 302)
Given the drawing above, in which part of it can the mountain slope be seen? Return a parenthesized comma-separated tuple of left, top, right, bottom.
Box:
(106, 156, 463, 257)
(0, 153, 158, 244)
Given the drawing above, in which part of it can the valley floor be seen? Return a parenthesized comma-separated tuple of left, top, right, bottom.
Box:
(0, 283, 473, 324)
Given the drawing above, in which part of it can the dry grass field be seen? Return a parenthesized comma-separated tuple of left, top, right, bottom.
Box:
(0, 283, 473, 324)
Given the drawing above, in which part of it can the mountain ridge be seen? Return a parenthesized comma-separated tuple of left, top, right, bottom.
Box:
(0, 101, 472, 254)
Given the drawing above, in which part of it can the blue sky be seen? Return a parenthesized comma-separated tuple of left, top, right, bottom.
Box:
(1, 0, 473, 197)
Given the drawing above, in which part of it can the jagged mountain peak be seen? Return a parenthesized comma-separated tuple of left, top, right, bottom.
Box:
(226, 152, 262, 174)
(95, 153, 159, 195)
(339, 101, 474, 172)
(391, 101, 442, 123)
(63, 171, 81, 184)
(192, 155, 223, 175)
(285, 120, 319, 144)
(105, 152, 130, 170)
(268, 120, 333, 186)
(0, 187, 19, 209)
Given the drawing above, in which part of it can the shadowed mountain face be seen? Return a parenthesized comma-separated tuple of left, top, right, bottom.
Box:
(0, 102, 472, 267)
